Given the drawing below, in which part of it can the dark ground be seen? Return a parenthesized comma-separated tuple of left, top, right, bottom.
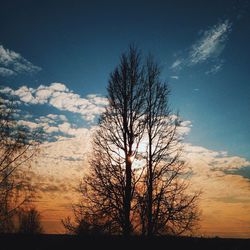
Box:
(1, 234, 250, 250)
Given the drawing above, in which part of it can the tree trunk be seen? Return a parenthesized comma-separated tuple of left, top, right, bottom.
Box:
(124, 156, 132, 236)
(147, 135, 153, 236)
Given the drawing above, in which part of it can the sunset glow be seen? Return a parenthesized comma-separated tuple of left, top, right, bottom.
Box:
(0, 0, 250, 239)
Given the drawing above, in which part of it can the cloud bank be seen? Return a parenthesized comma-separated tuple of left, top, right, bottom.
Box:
(31, 124, 250, 236)
(0, 83, 108, 122)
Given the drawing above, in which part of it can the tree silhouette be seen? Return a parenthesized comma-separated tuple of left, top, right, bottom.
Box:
(64, 46, 200, 237)
(62, 206, 106, 235)
(0, 96, 41, 232)
(78, 46, 146, 236)
(137, 57, 200, 236)
(17, 207, 43, 234)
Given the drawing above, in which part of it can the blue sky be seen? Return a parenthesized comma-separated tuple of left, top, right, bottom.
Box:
(1, 0, 250, 236)
(1, 0, 249, 160)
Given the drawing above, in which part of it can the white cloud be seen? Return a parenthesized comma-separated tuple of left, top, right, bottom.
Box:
(45, 126, 59, 134)
(177, 120, 192, 137)
(47, 114, 67, 122)
(58, 122, 90, 136)
(0, 45, 41, 76)
(0, 86, 14, 94)
(184, 143, 250, 172)
(14, 86, 38, 104)
(18, 112, 90, 137)
(170, 75, 179, 80)
(1, 83, 108, 122)
(49, 82, 69, 92)
(170, 19, 232, 73)
(35, 88, 53, 104)
(33, 127, 92, 176)
(18, 120, 40, 129)
(35, 114, 67, 124)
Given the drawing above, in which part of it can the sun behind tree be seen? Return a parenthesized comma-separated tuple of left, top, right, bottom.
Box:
(63, 46, 200, 237)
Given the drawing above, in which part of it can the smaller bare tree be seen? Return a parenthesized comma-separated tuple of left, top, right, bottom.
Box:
(136, 57, 200, 236)
(0, 95, 42, 232)
(17, 207, 43, 234)
(62, 202, 107, 235)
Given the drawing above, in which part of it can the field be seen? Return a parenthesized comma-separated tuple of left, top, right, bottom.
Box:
(1, 234, 250, 250)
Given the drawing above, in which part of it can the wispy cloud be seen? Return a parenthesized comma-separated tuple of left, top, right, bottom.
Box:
(171, 19, 232, 73)
(170, 59, 183, 70)
(205, 60, 224, 75)
(0, 45, 41, 76)
(188, 20, 231, 65)
(0, 83, 108, 122)
(170, 75, 179, 80)
(0, 67, 16, 77)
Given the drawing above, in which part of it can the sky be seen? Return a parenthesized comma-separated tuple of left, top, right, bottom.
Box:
(0, 0, 250, 237)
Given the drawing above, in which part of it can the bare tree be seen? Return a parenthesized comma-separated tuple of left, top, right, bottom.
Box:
(137, 57, 200, 236)
(0, 96, 41, 232)
(64, 47, 200, 237)
(17, 207, 43, 234)
(75, 46, 146, 236)
(62, 204, 106, 235)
